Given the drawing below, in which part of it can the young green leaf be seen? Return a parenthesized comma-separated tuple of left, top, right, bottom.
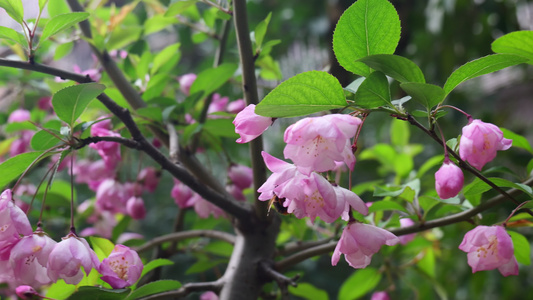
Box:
(125, 280, 181, 300)
(254, 12, 272, 50)
(443, 54, 528, 96)
(0, 151, 45, 189)
(30, 129, 63, 151)
(165, 0, 196, 16)
(138, 259, 174, 283)
(255, 71, 346, 117)
(151, 43, 181, 75)
(333, 0, 401, 77)
(0, 26, 28, 48)
(52, 83, 106, 128)
(89, 236, 115, 262)
(338, 268, 381, 300)
(508, 231, 531, 265)
(189, 63, 238, 99)
(0, 0, 24, 24)
(501, 128, 533, 154)
(66, 287, 130, 300)
(492, 31, 533, 63)
(41, 12, 90, 42)
(354, 71, 391, 109)
(400, 82, 444, 109)
(289, 283, 329, 300)
(38, 0, 47, 13)
(358, 54, 425, 83)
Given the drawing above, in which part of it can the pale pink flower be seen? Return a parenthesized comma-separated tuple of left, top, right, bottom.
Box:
(10, 130, 34, 156)
(179, 73, 197, 95)
(257, 152, 299, 201)
(193, 194, 225, 219)
(283, 114, 361, 175)
(200, 291, 219, 300)
(171, 179, 195, 208)
(233, 104, 273, 143)
(95, 179, 132, 214)
(459, 119, 512, 170)
(47, 234, 100, 284)
(79, 211, 117, 239)
(399, 218, 416, 245)
(137, 167, 160, 192)
(116, 233, 144, 245)
(72, 159, 116, 191)
(332, 223, 399, 269)
(99, 245, 143, 289)
(371, 291, 390, 300)
(208, 93, 229, 116)
(126, 197, 146, 220)
(7, 109, 30, 123)
(0, 259, 15, 289)
(435, 160, 464, 199)
(89, 127, 122, 169)
(9, 231, 57, 287)
(227, 99, 246, 114)
(458, 225, 518, 276)
(228, 164, 253, 190)
(73, 65, 101, 82)
(0, 190, 33, 260)
(226, 184, 246, 202)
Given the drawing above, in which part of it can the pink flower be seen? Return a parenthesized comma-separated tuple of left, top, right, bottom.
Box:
(458, 225, 518, 276)
(228, 164, 253, 190)
(226, 184, 246, 202)
(171, 179, 195, 208)
(15, 285, 39, 300)
(126, 197, 146, 220)
(459, 119, 512, 170)
(399, 218, 416, 245)
(0, 190, 33, 260)
(72, 159, 116, 191)
(227, 99, 246, 114)
(200, 291, 219, 300)
(9, 231, 57, 287)
(193, 194, 225, 219)
(179, 73, 197, 95)
(89, 126, 122, 169)
(208, 93, 229, 116)
(7, 109, 30, 123)
(96, 179, 132, 214)
(47, 234, 100, 284)
(435, 160, 464, 199)
(283, 114, 361, 175)
(38, 97, 53, 111)
(233, 104, 273, 143)
(137, 167, 160, 192)
(332, 223, 399, 269)
(73, 65, 101, 82)
(99, 245, 143, 289)
(10, 130, 34, 156)
(371, 291, 390, 300)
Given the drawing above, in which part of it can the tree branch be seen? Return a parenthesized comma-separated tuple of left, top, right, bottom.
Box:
(259, 260, 299, 300)
(75, 136, 142, 150)
(232, 0, 269, 220)
(135, 229, 236, 253)
(139, 279, 224, 299)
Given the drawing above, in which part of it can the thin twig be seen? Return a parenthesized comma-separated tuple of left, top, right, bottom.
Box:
(199, 0, 233, 15)
(139, 280, 224, 299)
(259, 260, 299, 300)
(135, 229, 236, 253)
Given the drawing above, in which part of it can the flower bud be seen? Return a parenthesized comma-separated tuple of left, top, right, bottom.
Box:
(232, 104, 272, 144)
(435, 161, 464, 199)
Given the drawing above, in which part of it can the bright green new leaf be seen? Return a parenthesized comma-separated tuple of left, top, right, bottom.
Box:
(390, 118, 410, 147)
(144, 15, 179, 35)
(138, 259, 174, 284)
(400, 82, 444, 109)
(88, 236, 115, 262)
(45, 280, 76, 299)
(338, 268, 382, 300)
(443, 54, 528, 96)
(189, 63, 238, 99)
(151, 43, 181, 75)
(47, 0, 70, 17)
(30, 129, 63, 151)
(368, 200, 408, 213)
(165, 0, 196, 17)
(54, 41, 74, 60)
(289, 283, 329, 300)
(66, 287, 130, 300)
(38, 0, 47, 13)
(354, 71, 391, 108)
(255, 71, 346, 117)
(125, 280, 181, 300)
(508, 231, 531, 265)
(255, 12, 272, 50)
(52, 83, 106, 128)
(418, 247, 436, 278)
(0, 26, 28, 48)
(0, 0, 24, 24)
(333, 0, 401, 77)
(358, 54, 425, 83)
(41, 12, 90, 42)
(501, 128, 533, 154)
(0, 151, 45, 189)
(464, 177, 533, 198)
(492, 31, 533, 63)
(204, 118, 239, 139)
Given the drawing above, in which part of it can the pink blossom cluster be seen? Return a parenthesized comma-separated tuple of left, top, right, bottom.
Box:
(6, 109, 34, 158)
(0, 189, 143, 294)
(434, 119, 512, 200)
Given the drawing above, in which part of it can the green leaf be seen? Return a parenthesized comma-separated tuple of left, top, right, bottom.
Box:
(417, 247, 436, 278)
(501, 128, 533, 154)
(31, 129, 63, 151)
(67, 286, 130, 300)
(47, 0, 70, 17)
(204, 118, 239, 139)
(0, 26, 28, 48)
(358, 54, 425, 83)
(333, 0, 401, 77)
(368, 200, 408, 213)
(338, 268, 381, 300)
(255, 71, 346, 117)
(185, 259, 225, 275)
(390, 118, 409, 147)
(165, 0, 196, 17)
(54, 41, 74, 60)
(0, 151, 45, 189)
(38, 0, 47, 13)
(463, 177, 533, 198)
(353, 71, 391, 108)
(189, 63, 238, 99)
(46, 279, 77, 299)
(138, 259, 174, 283)
(0, 0, 24, 24)
(41, 12, 90, 41)
(125, 280, 181, 300)
(289, 283, 329, 300)
(400, 82, 444, 109)
(254, 12, 272, 50)
(151, 43, 181, 75)
(144, 15, 179, 35)
(492, 31, 533, 63)
(112, 216, 131, 242)
(508, 231, 531, 265)
(344, 77, 365, 94)
(443, 54, 528, 96)
(89, 236, 115, 262)
(52, 83, 106, 127)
